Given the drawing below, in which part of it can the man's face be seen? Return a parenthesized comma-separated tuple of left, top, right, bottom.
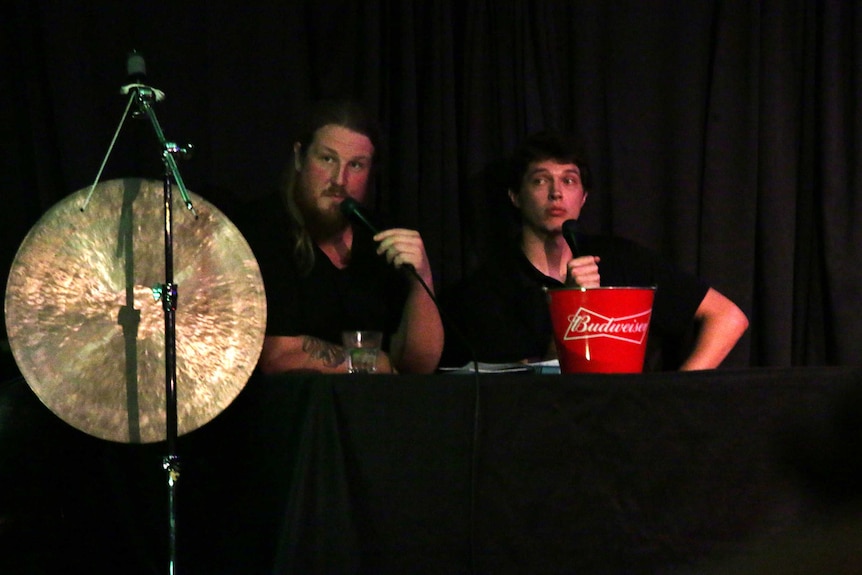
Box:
(294, 124, 375, 226)
(509, 159, 588, 237)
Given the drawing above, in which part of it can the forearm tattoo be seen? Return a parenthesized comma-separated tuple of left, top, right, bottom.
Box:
(301, 336, 347, 368)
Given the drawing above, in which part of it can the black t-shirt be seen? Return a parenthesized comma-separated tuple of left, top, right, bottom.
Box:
(440, 235, 709, 370)
(233, 192, 409, 351)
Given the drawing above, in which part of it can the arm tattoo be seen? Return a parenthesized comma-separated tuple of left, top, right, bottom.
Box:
(301, 336, 347, 368)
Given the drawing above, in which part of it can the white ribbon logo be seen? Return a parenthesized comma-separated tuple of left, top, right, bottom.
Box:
(563, 308, 652, 344)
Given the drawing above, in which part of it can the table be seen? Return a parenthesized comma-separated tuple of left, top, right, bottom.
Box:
(1, 366, 859, 574)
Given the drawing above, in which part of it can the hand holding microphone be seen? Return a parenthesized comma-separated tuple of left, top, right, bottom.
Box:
(339, 197, 432, 285)
(562, 219, 601, 288)
(373, 228, 434, 285)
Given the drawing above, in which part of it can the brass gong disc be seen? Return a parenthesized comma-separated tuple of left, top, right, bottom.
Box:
(4, 178, 266, 443)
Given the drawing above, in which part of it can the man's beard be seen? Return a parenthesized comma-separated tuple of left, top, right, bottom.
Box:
(296, 184, 350, 237)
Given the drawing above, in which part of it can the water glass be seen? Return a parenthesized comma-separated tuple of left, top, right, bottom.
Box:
(342, 330, 382, 373)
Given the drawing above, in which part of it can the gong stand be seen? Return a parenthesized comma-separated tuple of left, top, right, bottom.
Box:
(124, 83, 195, 575)
(7, 69, 266, 572)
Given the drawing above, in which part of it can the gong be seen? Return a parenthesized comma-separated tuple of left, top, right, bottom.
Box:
(4, 178, 266, 443)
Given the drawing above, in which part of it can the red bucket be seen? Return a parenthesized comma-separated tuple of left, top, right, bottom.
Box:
(547, 287, 656, 374)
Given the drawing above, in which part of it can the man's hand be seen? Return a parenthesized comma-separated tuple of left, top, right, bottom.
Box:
(565, 255, 601, 288)
(374, 228, 434, 286)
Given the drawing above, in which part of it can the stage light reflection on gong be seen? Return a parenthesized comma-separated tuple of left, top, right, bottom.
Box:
(4, 178, 266, 443)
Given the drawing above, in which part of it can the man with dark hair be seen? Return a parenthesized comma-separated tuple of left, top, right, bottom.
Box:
(441, 131, 748, 370)
(236, 100, 443, 374)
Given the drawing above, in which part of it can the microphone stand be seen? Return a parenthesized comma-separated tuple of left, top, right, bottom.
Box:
(129, 83, 195, 575)
(78, 79, 192, 575)
(82, 51, 195, 573)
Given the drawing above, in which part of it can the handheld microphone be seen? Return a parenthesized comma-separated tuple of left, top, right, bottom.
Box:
(340, 197, 381, 234)
(341, 195, 421, 277)
(341, 196, 416, 275)
(562, 219, 581, 258)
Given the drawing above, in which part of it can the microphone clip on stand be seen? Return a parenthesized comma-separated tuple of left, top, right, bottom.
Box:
(85, 55, 196, 575)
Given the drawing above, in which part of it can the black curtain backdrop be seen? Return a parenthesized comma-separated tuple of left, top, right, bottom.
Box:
(3, 1, 862, 369)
